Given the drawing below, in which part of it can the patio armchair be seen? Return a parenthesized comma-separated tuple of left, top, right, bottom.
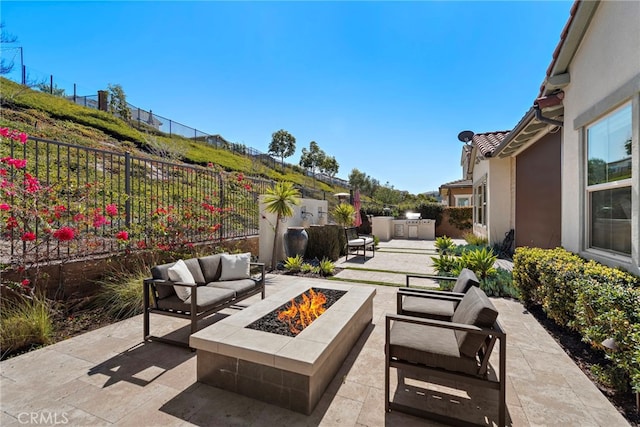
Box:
(344, 226, 375, 261)
(398, 268, 480, 320)
(385, 286, 506, 426)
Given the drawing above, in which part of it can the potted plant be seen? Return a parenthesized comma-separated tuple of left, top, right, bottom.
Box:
(263, 181, 301, 269)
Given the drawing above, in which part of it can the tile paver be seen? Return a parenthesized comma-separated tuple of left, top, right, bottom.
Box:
(0, 239, 630, 426)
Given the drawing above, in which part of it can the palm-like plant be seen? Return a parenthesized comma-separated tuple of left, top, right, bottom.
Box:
(332, 203, 356, 227)
(263, 181, 301, 269)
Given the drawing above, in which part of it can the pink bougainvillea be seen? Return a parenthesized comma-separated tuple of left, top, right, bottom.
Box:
(21, 232, 36, 241)
(115, 230, 129, 241)
(53, 226, 75, 241)
(105, 204, 118, 216)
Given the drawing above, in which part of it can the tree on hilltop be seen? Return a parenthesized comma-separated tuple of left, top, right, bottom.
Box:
(299, 141, 326, 188)
(269, 129, 296, 172)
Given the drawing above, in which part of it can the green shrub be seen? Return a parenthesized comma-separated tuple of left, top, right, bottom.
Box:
(454, 247, 497, 280)
(447, 207, 473, 230)
(481, 268, 519, 298)
(431, 254, 458, 276)
(434, 236, 455, 255)
(463, 232, 488, 246)
(450, 244, 487, 257)
(1, 296, 54, 356)
(319, 258, 336, 276)
(284, 254, 305, 272)
(305, 225, 345, 261)
(574, 278, 640, 392)
(301, 263, 319, 274)
(416, 203, 444, 225)
(513, 246, 640, 392)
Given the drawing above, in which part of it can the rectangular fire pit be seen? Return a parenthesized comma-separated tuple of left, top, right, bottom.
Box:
(190, 280, 375, 414)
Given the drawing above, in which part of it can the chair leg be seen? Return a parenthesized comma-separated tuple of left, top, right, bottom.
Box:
(143, 282, 150, 340)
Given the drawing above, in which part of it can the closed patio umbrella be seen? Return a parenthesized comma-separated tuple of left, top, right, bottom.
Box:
(354, 189, 362, 227)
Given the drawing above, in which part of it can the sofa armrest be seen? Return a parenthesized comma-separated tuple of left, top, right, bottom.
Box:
(250, 262, 265, 282)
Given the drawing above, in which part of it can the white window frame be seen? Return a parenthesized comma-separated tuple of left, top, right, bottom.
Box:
(473, 176, 487, 227)
(584, 102, 633, 257)
(454, 195, 471, 207)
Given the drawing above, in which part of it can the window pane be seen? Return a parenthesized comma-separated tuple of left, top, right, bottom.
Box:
(590, 186, 632, 254)
(587, 104, 632, 185)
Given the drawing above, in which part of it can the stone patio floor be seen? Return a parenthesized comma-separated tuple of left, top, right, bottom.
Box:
(0, 240, 630, 426)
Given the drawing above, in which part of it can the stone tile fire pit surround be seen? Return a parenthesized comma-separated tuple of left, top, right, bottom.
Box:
(190, 280, 376, 414)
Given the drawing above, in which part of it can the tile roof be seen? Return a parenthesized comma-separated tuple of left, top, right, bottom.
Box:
(440, 178, 472, 188)
(539, 0, 580, 97)
(472, 131, 510, 157)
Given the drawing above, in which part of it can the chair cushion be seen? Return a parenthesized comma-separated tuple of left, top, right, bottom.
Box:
(401, 296, 456, 321)
(207, 278, 257, 297)
(389, 321, 480, 376)
(151, 262, 177, 299)
(168, 260, 196, 302)
(198, 253, 226, 283)
(183, 258, 206, 285)
(156, 286, 235, 312)
(451, 287, 499, 358)
(219, 253, 251, 281)
(452, 268, 480, 293)
(347, 237, 374, 246)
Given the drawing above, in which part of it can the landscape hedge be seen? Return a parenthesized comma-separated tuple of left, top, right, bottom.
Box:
(513, 247, 640, 392)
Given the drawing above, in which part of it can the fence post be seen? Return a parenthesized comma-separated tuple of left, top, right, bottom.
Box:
(73, 84, 76, 102)
(219, 172, 225, 243)
(125, 152, 131, 228)
(50, 75, 53, 94)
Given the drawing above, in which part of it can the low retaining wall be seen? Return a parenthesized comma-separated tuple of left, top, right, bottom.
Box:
(1, 236, 259, 300)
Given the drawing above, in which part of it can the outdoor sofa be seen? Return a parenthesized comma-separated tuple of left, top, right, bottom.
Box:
(143, 252, 265, 347)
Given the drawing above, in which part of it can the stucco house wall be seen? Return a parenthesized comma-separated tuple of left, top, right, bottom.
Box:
(472, 156, 514, 245)
(562, 1, 640, 274)
(487, 157, 514, 245)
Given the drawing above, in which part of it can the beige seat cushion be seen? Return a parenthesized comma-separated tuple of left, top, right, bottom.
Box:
(207, 279, 257, 297)
(401, 296, 456, 321)
(157, 287, 235, 312)
(389, 321, 480, 376)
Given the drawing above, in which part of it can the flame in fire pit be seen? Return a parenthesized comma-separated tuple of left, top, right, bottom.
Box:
(277, 288, 327, 335)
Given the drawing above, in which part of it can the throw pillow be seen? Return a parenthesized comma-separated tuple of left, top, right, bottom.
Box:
(219, 253, 251, 281)
(167, 259, 195, 302)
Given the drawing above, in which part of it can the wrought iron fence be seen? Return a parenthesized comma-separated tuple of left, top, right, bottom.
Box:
(1, 136, 272, 265)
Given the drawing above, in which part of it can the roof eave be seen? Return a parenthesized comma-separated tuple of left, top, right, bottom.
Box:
(540, 0, 600, 97)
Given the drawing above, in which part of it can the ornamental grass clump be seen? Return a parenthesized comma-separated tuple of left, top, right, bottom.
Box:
(0, 296, 54, 358)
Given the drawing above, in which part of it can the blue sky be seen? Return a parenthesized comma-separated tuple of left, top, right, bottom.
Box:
(1, 1, 573, 194)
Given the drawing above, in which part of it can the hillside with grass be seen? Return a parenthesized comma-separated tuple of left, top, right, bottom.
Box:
(0, 77, 347, 195)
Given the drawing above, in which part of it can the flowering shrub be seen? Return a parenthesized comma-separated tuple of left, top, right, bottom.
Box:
(1, 128, 257, 295)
